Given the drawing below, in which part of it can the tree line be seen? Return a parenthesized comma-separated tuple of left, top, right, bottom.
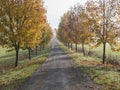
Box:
(0, 0, 52, 67)
(57, 0, 120, 64)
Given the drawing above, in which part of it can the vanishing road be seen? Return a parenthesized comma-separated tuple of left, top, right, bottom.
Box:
(18, 37, 101, 90)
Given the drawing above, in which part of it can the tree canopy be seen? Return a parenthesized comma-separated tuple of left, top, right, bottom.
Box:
(58, 0, 120, 64)
(0, 0, 52, 67)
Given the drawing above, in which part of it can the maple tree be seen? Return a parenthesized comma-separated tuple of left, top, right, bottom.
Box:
(71, 4, 93, 56)
(58, 8, 81, 52)
(69, 6, 81, 52)
(112, 0, 120, 51)
(58, 0, 120, 64)
(86, 0, 119, 64)
(58, 4, 93, 54)
(58, 12, 73, 49)
(0, 0, 49, 66)
(39, 23, 52, 50)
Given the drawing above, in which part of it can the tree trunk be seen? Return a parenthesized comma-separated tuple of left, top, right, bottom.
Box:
(75, 43, 77, 52)
(67, 43, 68, 48)
(102, 42, 106, 64)
(40, 45, 42, 51)
(64, 43, 66, 46)
(66, 43, 67, 46)
(71, 43, 73, 50)
(15, 48, 19, 67)
(36, 46, 38, 55)
(68, 42, 70, 48)
(102, 0, 106, 64)
(43, 45, 45, 49)
(28, 48, 31, 60)
(82, 42, 85, 56)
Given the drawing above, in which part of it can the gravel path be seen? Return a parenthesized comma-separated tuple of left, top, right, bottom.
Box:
(18, 37, 102, 90)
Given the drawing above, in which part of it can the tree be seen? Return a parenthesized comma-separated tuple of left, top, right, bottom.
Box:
(59, 12, 74, 48)
(58, 4, 93, 54)
(86, 0, 119, 64)
(0, 0, 46, 66)
(69, 6, 81, 52)
(39, 23, 52, 49)
(71, 5, 93, 56)
(68, 4, 93, 53)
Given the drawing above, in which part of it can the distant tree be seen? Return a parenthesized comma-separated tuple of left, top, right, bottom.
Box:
(71, 5, 93, 56)
(58, 4, 94, 54)
(39, 23, 52, 49)
(69, 6, 81, 52)
(58, 13, 71, 45)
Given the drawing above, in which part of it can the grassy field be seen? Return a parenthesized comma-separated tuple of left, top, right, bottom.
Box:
(0, 47, 28, 67)
(58, 41, 120, 90)
(71, 43, 120, 65)
(0, 45, 51, 90)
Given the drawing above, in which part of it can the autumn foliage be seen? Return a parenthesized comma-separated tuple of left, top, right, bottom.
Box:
(0, 0, 52, 67)
(58, 0, 120, 64)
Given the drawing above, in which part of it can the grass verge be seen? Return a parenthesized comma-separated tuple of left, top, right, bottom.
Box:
(71, 44, 120, 65)
(0, 45, 51, 90)
(58, 41, 120, 90)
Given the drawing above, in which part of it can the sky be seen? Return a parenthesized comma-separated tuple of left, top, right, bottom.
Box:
(44, 0, 87, 29)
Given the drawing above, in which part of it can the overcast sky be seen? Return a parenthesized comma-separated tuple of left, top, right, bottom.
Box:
(44, 0, 87, 29)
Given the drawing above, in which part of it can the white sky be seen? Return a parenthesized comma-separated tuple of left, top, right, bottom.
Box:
(44, 0, 87, 29)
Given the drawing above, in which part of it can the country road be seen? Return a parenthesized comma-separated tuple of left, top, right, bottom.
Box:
(18, 37, 101, 90)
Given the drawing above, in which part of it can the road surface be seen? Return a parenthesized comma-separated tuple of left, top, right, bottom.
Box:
(18, 37, 101, 90)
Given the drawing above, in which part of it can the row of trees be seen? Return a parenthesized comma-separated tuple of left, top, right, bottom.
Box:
(0, 0, 52, 67)
(58, 0, 120, 64)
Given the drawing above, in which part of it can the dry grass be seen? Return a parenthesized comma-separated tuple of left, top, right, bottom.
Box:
(58, 41, 120, 90)
(0, 45, 51, 90)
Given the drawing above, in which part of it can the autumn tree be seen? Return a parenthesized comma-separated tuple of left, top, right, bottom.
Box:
(69, 6, 81, 52)
(58, 12, 74, 49)
(111, 0, 120, 51)
(71, 4, 93, 56)
(86, 0, 119, 64)
(0, 0, 47, 66)
(58, 4, 93, 54)
(58, 13, 69, 44)
(40, 23, 52, 49)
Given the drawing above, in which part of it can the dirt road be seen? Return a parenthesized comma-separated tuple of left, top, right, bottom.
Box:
(18, 37, 101, 90)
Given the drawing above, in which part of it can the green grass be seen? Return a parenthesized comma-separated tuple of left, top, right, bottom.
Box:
(0, 45, 52, 68)
(72, 43, 120, 57)
(0, 47, 27, 67)
(58, 41, 120, 90)
(0, 45, 51, 90)
(71, 43, 120, 65)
